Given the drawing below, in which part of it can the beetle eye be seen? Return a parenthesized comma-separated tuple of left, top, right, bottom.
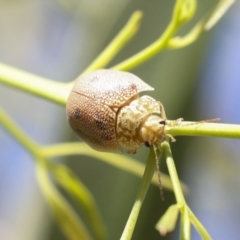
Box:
(159, 120, 166, 125)
(145, 141, 151, 147)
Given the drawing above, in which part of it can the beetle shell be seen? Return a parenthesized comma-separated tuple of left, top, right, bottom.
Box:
(66, 69, 154, 153)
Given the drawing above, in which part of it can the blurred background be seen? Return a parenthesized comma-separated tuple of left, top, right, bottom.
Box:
(0, 0, 240, 239)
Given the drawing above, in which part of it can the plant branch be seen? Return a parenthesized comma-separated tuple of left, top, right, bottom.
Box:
(37, 160, 93, 240)
(0, 63, 70, 105)
(188, 207, 211, 240)
(120, 146, 158, 240)
(161, 141, 212, 239)
(50, 164, 108, 240)
(41, 142, 185, 192)
(0, 107, 108, 240)
(168, 0, 235, 48)
(161, 141, 185, 205)
(0, 107, 39, 157)
(82, 11, 142, 75)
(111, 0, 190, 71)
(0, 11, 142, 105)
(166, 121, 240, 139)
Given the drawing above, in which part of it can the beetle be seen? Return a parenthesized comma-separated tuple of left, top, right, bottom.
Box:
(66, 69, 167, 154)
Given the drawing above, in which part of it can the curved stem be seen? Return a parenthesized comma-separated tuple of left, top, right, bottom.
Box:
(168, 0, 235, 49)
(111, 0, 183, 71)
(41, 142, 181, 191)
(167, 20, 205, 48)
(50, 164, 108, 240)
(0, 107, 108, 240)
(82, 11, 142, 74)
(37, 160, 93, 240)
(0, 107, 39, 157)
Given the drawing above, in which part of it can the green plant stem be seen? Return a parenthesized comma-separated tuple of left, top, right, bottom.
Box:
(187, 207, 211, 240)
(204, 0, 235, 30)
(167, 20, 205, 48)
(0, 12, 142, 105)
(0, 107, 39, 157)
(120, 146, 158, 240)
(182, 207, 191, 240)
(41, 142, 184, 192)
(168, 0, 235, 49)
(37, 160, 93, 240)
(161, 141, 185, 205)
(161, 141, 212, 240)
(0, 1, 235, 107)
(51, 164, 108, 240)
(0, 63, 70, 105)
(162, 141, 191, 240)
(166, 121, 240, 139)
(82, 11, 142, 74)
(111, 0, 183, 71)
(0, 107, 108, 240)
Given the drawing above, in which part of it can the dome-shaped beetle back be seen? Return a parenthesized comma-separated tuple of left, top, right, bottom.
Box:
(66, 69, 155, 153)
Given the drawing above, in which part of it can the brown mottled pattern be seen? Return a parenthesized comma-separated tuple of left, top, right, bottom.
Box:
(66, 92, 120, 153)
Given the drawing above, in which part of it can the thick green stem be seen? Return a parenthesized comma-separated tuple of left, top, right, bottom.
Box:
(0, 63, 70, 105)
(166, 121, 240, 139)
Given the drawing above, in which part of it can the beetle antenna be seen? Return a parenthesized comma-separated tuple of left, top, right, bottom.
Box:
(153, 145, 164, 201)
(188, 118, 220, 125)
(167, 118, 220, 129)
